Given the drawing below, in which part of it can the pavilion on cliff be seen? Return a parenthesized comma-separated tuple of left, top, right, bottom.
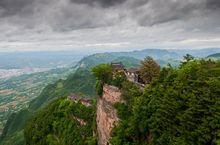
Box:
(111, 62, 144, 85)
(111, 62, 125, 73)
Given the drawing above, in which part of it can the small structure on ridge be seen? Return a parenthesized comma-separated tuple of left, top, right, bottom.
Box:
(111, 62, 144, 85)
(79, 98, 92, 107)
(111, 62, 125, 74)
(68, 93, 79, 103)
(68, 93, 92, 107)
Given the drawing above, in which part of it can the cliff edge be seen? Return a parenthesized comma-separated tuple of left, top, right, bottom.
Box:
(96, 84, 122, 145)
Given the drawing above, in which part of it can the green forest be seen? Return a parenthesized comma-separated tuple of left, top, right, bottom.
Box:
(92, 57, 220, 145)
(0, 68, 96, 145)
(110, 59, 220, 145)
(25, 98, 97, 145)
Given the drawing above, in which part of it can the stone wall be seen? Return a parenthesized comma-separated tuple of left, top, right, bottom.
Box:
(96, 84, 122, 145)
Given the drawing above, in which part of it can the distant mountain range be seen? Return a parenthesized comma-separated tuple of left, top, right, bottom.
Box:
(76, 48, 220, 69)
(1, 48, 219, 69)
(170, 48, 220, 58)
(76, 49, 181, 69)
(207, 53, 220, 59)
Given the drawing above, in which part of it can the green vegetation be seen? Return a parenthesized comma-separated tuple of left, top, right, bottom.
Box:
(0, 67, 75, 135)
(207, 53, 220, 60)
(139, 57, 160, 84)
(3, 49, 220, 145)
(29, 68, 96, 111)
(112, 72, 127, 89)
(92, 64, 113, 84)
(110, 59, 220, 145)
(183, 54, 195, 62)
(77, 50, 180, 70)
(25, 98, 96, 145)
(111, 57, 140, 68)
(1, 52, 143, 145)
(92, 64, 113, 96)
(77, 54, 141, 69)
(0, 110, 31, 145)
(92, 63, 128, 96)
(0, 68, 96, 145)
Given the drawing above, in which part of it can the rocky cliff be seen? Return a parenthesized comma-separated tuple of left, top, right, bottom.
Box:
(96, 84, 122, 145)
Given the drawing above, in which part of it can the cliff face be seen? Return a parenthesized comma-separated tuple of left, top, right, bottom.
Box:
(96, 84, 122, 145)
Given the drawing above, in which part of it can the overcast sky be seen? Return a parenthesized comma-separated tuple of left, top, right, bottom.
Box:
(0, 0, 219, 52)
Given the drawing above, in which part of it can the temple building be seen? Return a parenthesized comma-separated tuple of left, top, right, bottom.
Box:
(111, 62, 144, 85)
(125, 68, 139, 82)
(125, 68, 144, 84)
(111, 62, 125, 74)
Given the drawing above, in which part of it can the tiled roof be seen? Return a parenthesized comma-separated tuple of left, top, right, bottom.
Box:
(127, 68, 139, 73)
(111, 62, 124, 70)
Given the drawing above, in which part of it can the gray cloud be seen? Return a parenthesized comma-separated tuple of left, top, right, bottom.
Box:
(206, 0, 220, 10)
(128, 0, 206, 26)
(0, 0, 35, 16)
(0, 0, 219, 29)
(70, 0, 127, 8)
(0, 0, 219, 52)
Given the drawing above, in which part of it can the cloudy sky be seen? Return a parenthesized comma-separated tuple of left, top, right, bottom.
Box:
(0, 0, 219, 52)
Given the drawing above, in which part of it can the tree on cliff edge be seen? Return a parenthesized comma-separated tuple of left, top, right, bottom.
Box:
(92, 64, 113, 96)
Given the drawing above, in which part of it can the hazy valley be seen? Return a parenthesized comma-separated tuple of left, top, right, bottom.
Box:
(0, 51, 87, 136)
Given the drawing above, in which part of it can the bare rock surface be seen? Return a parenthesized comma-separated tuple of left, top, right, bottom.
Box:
(96, 84, 122, 145)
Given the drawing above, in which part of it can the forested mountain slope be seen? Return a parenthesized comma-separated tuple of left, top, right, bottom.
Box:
(76, 51, 180, 69)
(0, 68, 96, 145)
(111, 60, 220, 145)
(0, 67, 75, 134)
(25, 98, 97, 145)
(29, 68, 96, 111)
(22, 58, 220, 145)
(0, 54, 141, 145)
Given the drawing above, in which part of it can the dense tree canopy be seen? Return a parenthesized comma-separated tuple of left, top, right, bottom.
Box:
(24, 98, 97, 145)
(111, 59, 220, 145)
(183, 54, 195, 62)
(92, 64, 112, 84)
(92, 64, 113, 96)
